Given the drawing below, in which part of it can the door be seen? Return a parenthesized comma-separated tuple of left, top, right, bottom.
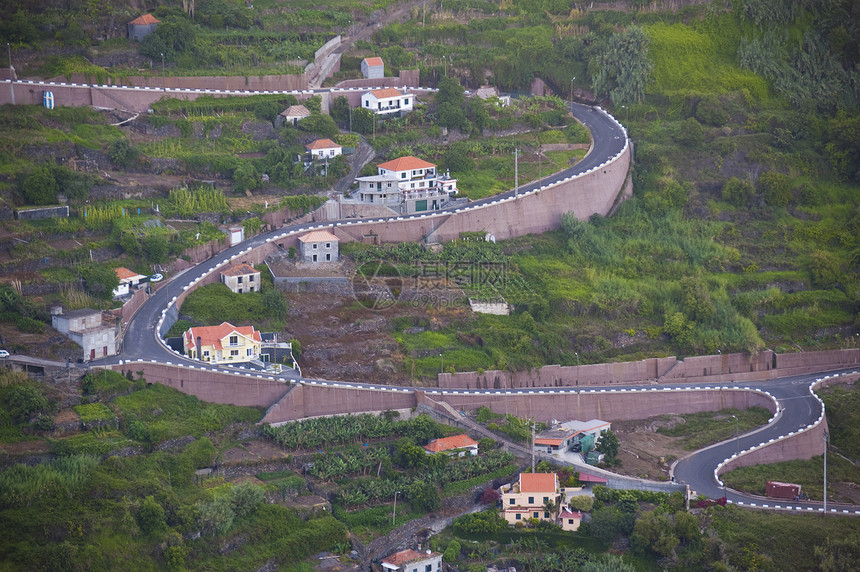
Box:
(103, 346, 108, 356)
(90, 349, 96, 360)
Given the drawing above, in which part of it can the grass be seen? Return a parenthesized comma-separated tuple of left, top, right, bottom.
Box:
(332, 503, 425, 542)
(113, 383, 262, 444)
(178, 283, 285, 331)
(819, 381, 860, 461)
(73, 403, 115, 424)
(655, 407, 773, 450)
(721, 454, 860, 501)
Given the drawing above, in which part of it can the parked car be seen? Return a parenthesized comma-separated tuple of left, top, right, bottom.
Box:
(150, 273, 164, 282)
(0, 350, 9, 358)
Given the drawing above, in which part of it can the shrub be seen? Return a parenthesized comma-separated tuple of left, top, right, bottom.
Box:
(722, 177, 754, 206)
(757, 171, 792, 206)
(21, 165, 58, 205)
(138, 495, 168, 536)
(570, 495, 595, 512)
(5, 383, 48, 423)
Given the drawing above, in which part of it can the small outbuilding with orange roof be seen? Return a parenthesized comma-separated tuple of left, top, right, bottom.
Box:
(128, 14, 160, 41)
(361, 57, 385, 79)
(423, 434, 479, 457)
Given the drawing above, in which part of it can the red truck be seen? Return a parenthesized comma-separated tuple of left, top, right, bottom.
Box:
(766, 481, 802, 500)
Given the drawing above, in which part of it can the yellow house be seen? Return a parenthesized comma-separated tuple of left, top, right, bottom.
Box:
(182, 322, 262, 364)
(500, 472, 561, 525)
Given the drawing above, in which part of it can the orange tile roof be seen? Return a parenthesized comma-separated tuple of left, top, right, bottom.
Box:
(297, 230, 339, 243)
(115, 267, 146, 281)
(220, 263, 259, 277)
(423, 434, 478, 453)
(377, 156, 436, 172)
(382, 549, 438, 566)
(183, 322, 261, 351)
(534, 438, 564, 446)
(305, 138, 341, 150)
(363, 57, 384, 67)
(369, 87, 404, 99)
(129, 14, 160, 25)
(519, 472, 557, 493)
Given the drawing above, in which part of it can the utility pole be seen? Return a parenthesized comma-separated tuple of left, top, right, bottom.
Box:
(7, 43, 14, 105)
(823, 432, 828, 513)
(514, 148, 519, 197)
(530, 418, 535, 472)
(731, 414, 739, 456)
(392, 490, 401, 525)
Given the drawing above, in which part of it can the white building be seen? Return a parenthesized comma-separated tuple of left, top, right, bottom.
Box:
(361, 88, 414, 117)
(297, 230, 339, 263)
(277, 104, 311, 127)
(52, 308, 116, 362)
(352, 156, 457, 215)
(361, 57, 385, 79)
(113, 267, 147, 298)
(305, 139, 342, 160)
(381, 549, 442, 572)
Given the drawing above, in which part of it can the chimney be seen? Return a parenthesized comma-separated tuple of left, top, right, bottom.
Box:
(197, 336, 202, 360)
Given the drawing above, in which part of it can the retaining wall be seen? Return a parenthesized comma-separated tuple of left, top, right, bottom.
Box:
(113, 362, 291, 408)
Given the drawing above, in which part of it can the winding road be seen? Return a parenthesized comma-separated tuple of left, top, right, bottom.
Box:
(86, 99, 859, 515)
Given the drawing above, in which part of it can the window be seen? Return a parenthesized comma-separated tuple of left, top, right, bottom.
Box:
(543, 496, 549, 503)
(325, 243, 331, 248)
(312, 243, 318, 249)
(238, 288, 242, 293)
(544, 512, 549, 518)
(528, 497, 534, 504)
(401, 172, 407, 179)
(246, 348, 253, 357)
(515, 513, 521, 520)
(509, 498, 514, 505)
(203, 350, 210, 357)
(426, 566, 432, 572)
(237, 276, 243, 283)
(533, 512, 539, 519)
(568, 519, 574, 525)
(249, 275, 254, 282)
(229, 335, 238, 346)
(231, 349, 239, 357)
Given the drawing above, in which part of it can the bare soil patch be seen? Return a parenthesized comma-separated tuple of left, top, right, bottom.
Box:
(611, 417, 691, 481)
(222, 439, 291, 465)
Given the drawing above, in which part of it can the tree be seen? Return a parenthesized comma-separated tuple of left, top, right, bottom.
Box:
(5, 383, 48, 423)
(677, 117, 705, 147)
(407, 480, 440, 511)
(330, 96, 351, 128)
(142, 234, 169, 264)
(351, 107, 376, 135)
(233, 162, 261, 193)
(137, 496, 167, 536)
(21, 165, 58, 205)
(570, 495, 594, 512)
(679, 276, 716, 322)
(443, 540, 461, 562)
(230, 483, 264, 518)
(721, 177, 754, 206)
(436, 77, 465, 107)
(479, 488, 500, 505)
(263, 289, 289, 320)
(590, 26, 653, 104)
(80, 264, 120, 301)
(109, 139, 137, 168)
(197, 496, 234, 537)
(757, 170, 792, 206)
(596, 430, 619, 463)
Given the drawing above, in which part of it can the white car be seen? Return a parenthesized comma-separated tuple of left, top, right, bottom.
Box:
(0, 350, 9, 358)
(150, 273, 164, 282)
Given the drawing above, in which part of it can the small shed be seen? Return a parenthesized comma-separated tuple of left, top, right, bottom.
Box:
(277, 105, 311, 127)
(128, 14, 161, 42)
(361, 57, 385, 79)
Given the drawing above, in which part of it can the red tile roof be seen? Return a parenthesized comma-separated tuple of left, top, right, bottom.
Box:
(297, 230, 339, 243)
(129, 14, 160, 25)
(423, 434, 478, 453)
(183, 322, 261, 351)
(519, 472, 557, 493)
(534, 438, 564, 446)
(377, 156, 436, 172)
(305, 138, 341, 150)
(559, 507, 583, 519)
(220, 263, 259, 277)
(382, 549, 438, 566)
(369, 87, 404, 99)
(115, 267, 146, 281)
(363, 57, 384, 67)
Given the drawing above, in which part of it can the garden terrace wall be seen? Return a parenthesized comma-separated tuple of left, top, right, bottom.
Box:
(262, 383, 416, 423)
(335, 69, 420, 89)
(113, 362, 291, 408)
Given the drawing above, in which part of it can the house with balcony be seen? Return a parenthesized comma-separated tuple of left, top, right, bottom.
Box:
(361, 57, 385, 79)
(423, 434, 478, 457)
(182, 322, 262, 364)
(381, 548, 442, 572)
(500, 472, 562, 525)
(361, 88, 414, 117)
(220, 262, 261, 294)
(351, 156, 457, 215)
(305, 139, 342, 160)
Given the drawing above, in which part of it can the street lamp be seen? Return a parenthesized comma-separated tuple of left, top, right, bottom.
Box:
(439, 353, 443, 374)
(392, 490, 401, 525)
(622, 105, 628, 123)
(569, 76, 575, 101)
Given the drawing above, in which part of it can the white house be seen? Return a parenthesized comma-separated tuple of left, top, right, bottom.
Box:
(297, 229, 339, 263)
(52, 308, 116, 362)
(220, 262, 261, 294)
(361, 57, 385, 79)
(352, 156, 457, 214)
(361, 88, 414, 117)
(113, 267, 147, 298)
(277, 104, 311, 127)
(381, 549, 442, 572)
(423, 434, 479, 457)
(305, 139, 342, 160)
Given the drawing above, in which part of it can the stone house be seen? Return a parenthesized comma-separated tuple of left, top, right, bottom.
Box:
(276, 104, 311, 127)
(128, 14, 160, 41)
(297, 230, 339, 263)
(52, 308, 116, 362)
(361, 57, 385, 79)
(220, 262, 261, 294)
